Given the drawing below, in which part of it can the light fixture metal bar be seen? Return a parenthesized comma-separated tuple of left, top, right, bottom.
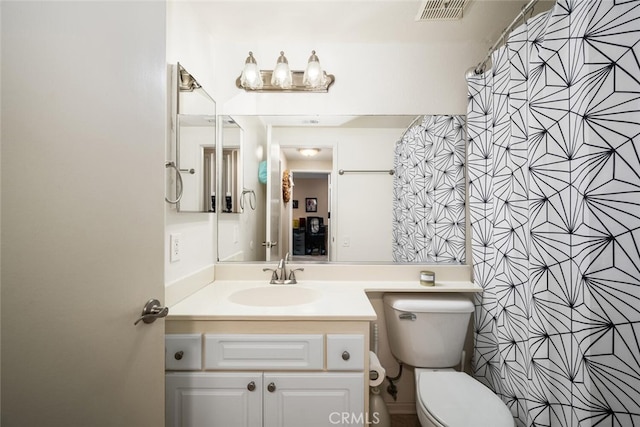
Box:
(236, 70, 335, 92)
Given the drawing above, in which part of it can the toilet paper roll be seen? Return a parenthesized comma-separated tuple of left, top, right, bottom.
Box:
(369, 351, 386, 387)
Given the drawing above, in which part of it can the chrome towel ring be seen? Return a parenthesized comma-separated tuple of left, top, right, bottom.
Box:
(165, 161, 184, 204)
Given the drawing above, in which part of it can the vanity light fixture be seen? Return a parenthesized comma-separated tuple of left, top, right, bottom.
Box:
(239, 51, 263, 90)
(271, 51, 293, 89)
(179, 65, 202, 92)
(303, 50, 327, 88)
(298, 148, 321, 157)
(236, 50, 335, 92)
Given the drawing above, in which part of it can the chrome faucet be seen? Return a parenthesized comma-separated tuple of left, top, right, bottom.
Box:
(277, 253, 290, 283)
(263, 252, 304, 284)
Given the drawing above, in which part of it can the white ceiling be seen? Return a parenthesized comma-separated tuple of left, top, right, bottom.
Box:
(189, 0, 553, 45)
(277, 115, 417, 161)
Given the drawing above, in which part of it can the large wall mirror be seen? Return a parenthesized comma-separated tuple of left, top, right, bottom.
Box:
(216, 115, 466, 264)
(172, 63, 217, 212)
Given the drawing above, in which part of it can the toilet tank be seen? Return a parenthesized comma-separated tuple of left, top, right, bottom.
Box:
(383, 293, 474, 368)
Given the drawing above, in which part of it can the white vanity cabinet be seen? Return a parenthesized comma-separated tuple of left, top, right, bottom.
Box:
(263, 372, 364, 427)
(166, 372, 263, 427)
(165, 321, 369, 427)
(166, 371, 363, 427)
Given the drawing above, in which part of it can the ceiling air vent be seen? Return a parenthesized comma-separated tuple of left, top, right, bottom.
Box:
(416, 0, 470, 21)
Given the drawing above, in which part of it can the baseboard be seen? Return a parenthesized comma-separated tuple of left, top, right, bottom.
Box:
(386, 402, 416, 415)
(165, 264, 215, 306)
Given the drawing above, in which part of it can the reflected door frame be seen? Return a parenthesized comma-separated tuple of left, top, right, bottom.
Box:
(289, 170, 332, 260)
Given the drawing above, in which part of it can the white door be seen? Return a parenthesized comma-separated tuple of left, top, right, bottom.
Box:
(1, 2, 166, 426)
(265, 124, 281, 261)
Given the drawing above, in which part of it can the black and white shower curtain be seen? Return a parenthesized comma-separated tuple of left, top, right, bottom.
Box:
(467, 1, 640, 426)
(393, 115, 466, 263)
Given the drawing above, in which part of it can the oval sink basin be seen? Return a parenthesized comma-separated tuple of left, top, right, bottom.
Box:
(228, 286, 322, 307)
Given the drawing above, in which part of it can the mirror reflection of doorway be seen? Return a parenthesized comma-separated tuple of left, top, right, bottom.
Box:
(290, 171, 330, 262)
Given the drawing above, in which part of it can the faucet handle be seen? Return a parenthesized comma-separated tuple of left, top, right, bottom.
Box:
(262, 267, 279, 283)
(288, 267, 304, 284)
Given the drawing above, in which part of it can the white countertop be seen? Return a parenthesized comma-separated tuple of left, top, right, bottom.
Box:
(167, 280, 481, 321)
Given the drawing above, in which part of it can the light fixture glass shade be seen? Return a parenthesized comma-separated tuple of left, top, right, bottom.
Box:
(303, 50, 327, 88)
(240, 52, 263, 90)
(271, 51, 292, 89)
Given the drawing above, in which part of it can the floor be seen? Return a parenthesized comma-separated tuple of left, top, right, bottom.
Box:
(390, 414, 420, 427)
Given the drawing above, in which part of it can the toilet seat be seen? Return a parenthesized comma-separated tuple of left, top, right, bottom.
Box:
(416, 370, 514, 427)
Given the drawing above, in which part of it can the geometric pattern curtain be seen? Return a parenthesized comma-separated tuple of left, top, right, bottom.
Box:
(393, 115, 466, 263)
(467, 1, 640, 426)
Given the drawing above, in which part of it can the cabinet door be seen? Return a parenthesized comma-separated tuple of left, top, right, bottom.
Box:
(166, 372, 262, 427)
(263, 372, 365, 427)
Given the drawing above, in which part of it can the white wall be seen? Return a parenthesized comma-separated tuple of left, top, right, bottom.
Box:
(205, 21, 484, 264)
(214, 41, 478, 116)
(336, 128, 399, 261)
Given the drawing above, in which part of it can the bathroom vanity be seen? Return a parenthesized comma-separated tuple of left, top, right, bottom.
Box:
(166, 321, 369, 427)
(164, 274, 481, 427)
(165, 281, 377, 427)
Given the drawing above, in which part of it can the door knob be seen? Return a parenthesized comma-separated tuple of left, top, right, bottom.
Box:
(134, 299, 169, 325)
(174, 351, 184, 360)
(342, 351, 351, 361)
(267, 382, 276, 393)
(247, 381, 256, 391)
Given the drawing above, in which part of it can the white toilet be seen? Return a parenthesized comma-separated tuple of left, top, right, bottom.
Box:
(383, 293, 514, 427)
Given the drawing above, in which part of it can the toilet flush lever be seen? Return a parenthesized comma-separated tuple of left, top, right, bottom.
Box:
(399, 312, 416, 321)
(134, 299, 169, 325)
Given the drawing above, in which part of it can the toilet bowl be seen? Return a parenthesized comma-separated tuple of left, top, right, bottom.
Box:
(415, 370, 513, 427)
(383, 294, 514, 427)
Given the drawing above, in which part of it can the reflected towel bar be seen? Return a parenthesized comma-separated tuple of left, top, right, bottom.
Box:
(338, 169, 394, 175)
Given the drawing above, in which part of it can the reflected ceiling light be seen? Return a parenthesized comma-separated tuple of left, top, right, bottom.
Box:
(298, 148, 321, 157)
(236, 50, 335, 92)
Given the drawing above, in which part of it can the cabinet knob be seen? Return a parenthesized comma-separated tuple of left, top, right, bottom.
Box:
(342, 351, 351, 361)
(267, 382, 276, 393)
(174, 351, 184, 360)
(247, 381, 256, 392)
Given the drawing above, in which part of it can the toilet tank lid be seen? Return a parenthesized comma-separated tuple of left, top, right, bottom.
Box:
(383, 293, 474, 313)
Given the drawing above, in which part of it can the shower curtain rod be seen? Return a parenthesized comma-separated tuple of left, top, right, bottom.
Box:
(399, 115, 424, 141)
(472, 0, 540, 74)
